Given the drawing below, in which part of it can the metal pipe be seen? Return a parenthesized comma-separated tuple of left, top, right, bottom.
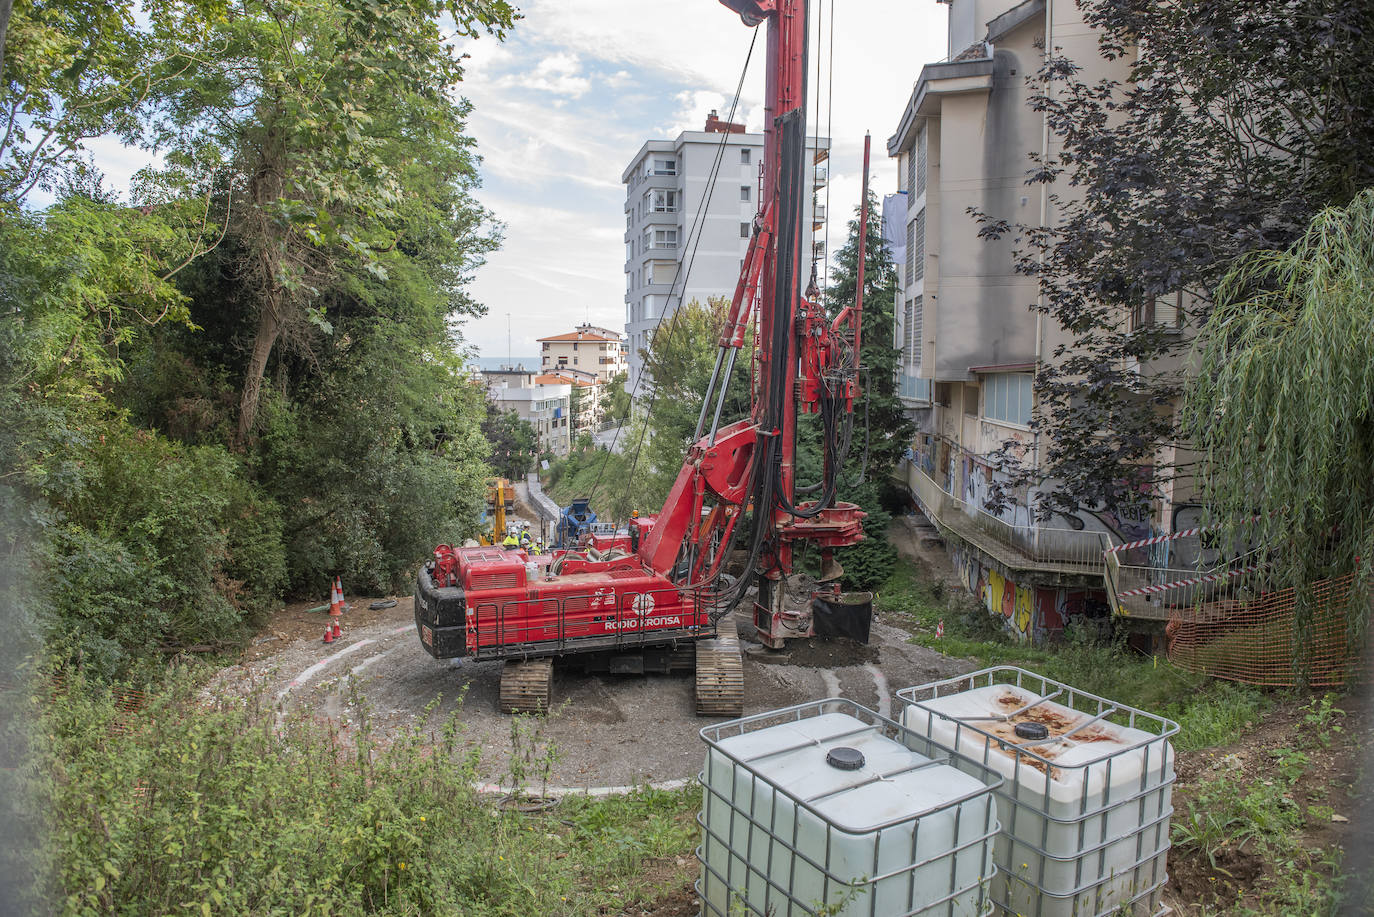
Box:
(695, 345, 729, 441)
(709, 347, 740, 444)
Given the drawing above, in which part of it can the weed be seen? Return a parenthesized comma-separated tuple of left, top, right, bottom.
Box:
(41, 665, 702, 916)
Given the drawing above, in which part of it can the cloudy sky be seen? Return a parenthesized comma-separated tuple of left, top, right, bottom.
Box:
(74, 1, 951, 359)
(455, 0, 949, 359)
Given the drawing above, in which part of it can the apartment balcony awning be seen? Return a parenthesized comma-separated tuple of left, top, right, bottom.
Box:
(969, 361, 1035, 374)
(887, 46, 995, 156)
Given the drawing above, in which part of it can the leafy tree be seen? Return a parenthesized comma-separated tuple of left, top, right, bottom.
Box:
(973, 0, 1374, 520)
(0, 0, 223, 204)
(148, 0, 514, 442)
(636, 297, 751, 503)
(1183, 189, 1374, 618)
(481, 404, 536, 482)
(568, 380, 585, 438)
(0, 0, 516, 675)
(603, 370, 630, 424)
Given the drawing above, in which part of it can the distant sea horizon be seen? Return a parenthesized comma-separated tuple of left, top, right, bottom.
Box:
(468, 354, 540, 372)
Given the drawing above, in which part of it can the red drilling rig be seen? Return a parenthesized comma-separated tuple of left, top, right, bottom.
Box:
(414, 0, 872, 716)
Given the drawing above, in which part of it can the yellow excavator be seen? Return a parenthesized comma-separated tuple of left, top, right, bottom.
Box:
(477, 478, 515, 546)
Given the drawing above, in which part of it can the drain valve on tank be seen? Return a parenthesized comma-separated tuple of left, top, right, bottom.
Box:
(825, 746, 865, 770)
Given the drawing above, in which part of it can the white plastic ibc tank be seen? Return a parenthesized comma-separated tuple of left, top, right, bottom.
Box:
(697, 699, 1002, 917)
(897, 668, 1178, 917)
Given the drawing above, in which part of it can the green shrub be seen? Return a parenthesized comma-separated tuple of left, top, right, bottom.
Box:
(254, 382, 486, 596)
(40, 422, 285, 678)
(834, 482, 896, 591)
(42, 669, 700, 916)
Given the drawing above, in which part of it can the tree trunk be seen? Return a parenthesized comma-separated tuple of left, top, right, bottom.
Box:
(237, 303, 280, 445)
(0, 0, 14, 81)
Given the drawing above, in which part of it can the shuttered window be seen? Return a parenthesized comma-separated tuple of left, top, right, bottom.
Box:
(912, 209, 926, 283)
(905, 220, 915, 286)
(904, 297, 923, 370)
(916, 126, 927, 197)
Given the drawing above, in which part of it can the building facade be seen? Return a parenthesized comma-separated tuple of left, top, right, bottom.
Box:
(537, 368, 602, 433)
(622, 112, 829, 389)
(886, 0, 1191, 646)
(538, 325, 627, 384)
(481, 367, 572, 458)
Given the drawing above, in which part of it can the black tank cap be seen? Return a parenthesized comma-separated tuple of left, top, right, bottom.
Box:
(1014, 722, 1050, 741)
(825, 746, 865, 771)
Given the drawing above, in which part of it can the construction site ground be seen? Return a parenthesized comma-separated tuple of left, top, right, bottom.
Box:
(209, 513, 1364, 913)
(214, 594, 969, 789)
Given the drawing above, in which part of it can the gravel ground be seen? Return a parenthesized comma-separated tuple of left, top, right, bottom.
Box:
(210, 507, 972, 790)
(211, 591, 970, 790)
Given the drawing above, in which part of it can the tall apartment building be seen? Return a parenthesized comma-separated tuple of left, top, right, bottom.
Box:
(886, 0, 1186, 647)
(622, 112, 829, 389)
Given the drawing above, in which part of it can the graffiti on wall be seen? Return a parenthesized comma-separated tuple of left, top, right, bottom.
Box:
(950, 543, 1108, 644)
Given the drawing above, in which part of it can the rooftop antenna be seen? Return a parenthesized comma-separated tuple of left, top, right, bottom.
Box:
(506, 312, 512, 368)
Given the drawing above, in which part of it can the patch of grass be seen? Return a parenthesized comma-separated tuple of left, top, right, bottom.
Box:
(37, 666, 701, 916)
(1173, 747, 1344, 915)
(875, 558, 1272, 749)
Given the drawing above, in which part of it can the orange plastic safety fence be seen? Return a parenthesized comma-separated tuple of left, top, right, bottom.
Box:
(1166, 573, 1361, 687)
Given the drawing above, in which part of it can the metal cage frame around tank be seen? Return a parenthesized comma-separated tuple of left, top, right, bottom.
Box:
(895, 667, 1180, 917)
(696, 698, 1005, 917)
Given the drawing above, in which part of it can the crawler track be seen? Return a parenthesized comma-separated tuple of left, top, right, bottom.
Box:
(499, 658, 554, 714)
(694, 618, 744, 717)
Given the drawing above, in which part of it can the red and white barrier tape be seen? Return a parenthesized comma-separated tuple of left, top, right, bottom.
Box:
(1103, 514, 1263, 557)
(1117, 563, 1262, 598)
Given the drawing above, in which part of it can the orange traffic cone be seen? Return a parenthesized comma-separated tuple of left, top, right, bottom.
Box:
(330, 577, 345, 617)
(331, 620, 342, 640)
(323, 626, 335, 645)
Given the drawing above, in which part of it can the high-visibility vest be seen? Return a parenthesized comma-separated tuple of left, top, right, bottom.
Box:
(502, 535, 518, 548)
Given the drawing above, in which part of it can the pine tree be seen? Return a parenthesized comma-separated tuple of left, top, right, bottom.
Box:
(823, 190, 912, 481)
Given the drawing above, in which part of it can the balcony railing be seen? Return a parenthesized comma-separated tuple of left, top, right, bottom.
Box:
(905, 462, 1110, 574)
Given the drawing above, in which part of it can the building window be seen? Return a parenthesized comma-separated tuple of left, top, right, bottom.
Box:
(648, 157, 677, 176)
(651, 260, 677, 285)
(963, 384, 979, 416)
(646, 189, 678, 212)
(903, 296, 922, 369)
(740, 222, 751, 239)
(740, 185, 751, 202)
(644, 229, 677, 250)
(912, 209, 925, 283)
(984, 373, 1032, 426)
(1131, 291, 1184, 332)
(915, 124, 927, 198)
(741, 148, 751, 164)
(905, 220, 915, 286)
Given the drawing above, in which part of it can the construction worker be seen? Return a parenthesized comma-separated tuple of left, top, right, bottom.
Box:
(519, 528, 532, 549)
(502, 532, 519, 550)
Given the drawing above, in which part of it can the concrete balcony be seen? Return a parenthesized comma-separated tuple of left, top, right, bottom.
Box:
(902, 461, 1110, 577)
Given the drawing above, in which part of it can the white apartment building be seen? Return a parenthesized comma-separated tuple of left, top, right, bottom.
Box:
(622, 111, 829, 389)
(538, 325, 626, 383)
(886, 0, 1175, 646)
(481, 367, 572, 458)
(537, 368, 602, 432)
